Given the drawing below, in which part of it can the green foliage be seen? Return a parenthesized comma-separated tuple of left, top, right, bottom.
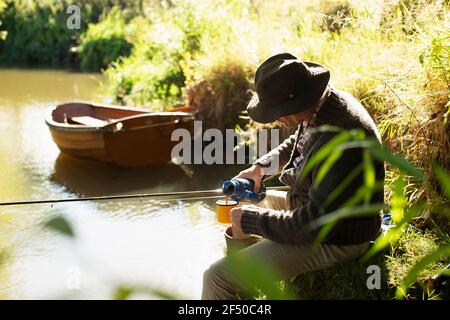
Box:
(106, 52, 188, 108)
(113, 286, 133, 300)
(44, 215, 74, 237)
(388, 164, 449, 299)
(185, 58, 252, 130)
(304, 126, 450, 299)
(396, 244, 450, 299)
(79, 7, 132, 71)
(0, 0, 75, 66)
(0, 0, 141, 67)
(291, 226, 445, 299)
(434, 163, 450, 200)
(0, 0, 6, 40)
(226, 252, 297, 300)
(104, 4, 209, 108)
(113, 285, 180, 300)
(419, 21, 450, 89)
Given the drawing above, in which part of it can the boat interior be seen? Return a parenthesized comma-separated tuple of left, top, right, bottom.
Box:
(50, 102, 148, 127)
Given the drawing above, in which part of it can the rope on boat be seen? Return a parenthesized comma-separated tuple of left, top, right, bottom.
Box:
(0, 186, 289, 207)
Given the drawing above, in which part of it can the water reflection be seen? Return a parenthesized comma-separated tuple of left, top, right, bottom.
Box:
(51, 153, 244, 197)
(0, 68, 106, 107)
(52, 154, 189, 196)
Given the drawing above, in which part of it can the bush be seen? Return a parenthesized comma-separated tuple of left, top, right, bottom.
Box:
(0, 0, 141, 67)
(79, 7, 133, 72)
(185, 58, 252, 131)
(0, 0, 7, 40)
(106, 52, 187, 109)
(0, 0, 76, 66)
(105, 3, 208, 108)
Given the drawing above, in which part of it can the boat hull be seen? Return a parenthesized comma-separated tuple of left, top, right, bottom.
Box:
(48, 129, 109, 161)
(46, 102, 194, 167)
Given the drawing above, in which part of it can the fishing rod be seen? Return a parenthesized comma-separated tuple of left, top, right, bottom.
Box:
(0, 186, 289, 207)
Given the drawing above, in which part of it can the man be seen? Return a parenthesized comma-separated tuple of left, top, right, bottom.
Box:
(202, 53, 384, 300)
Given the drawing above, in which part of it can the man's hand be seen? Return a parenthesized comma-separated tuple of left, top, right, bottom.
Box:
(229, 204, 260, 233)
(234, 164, 264, 192)
(229, 206, 244, 232)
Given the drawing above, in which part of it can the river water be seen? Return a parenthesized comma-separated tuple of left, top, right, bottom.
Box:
(0, 69, 241, 299)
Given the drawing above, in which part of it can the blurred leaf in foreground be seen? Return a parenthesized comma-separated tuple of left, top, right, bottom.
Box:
(370, 144, 424, 180)
(114, 286, 133, 300)
(433, 163, 450, 200)
(113, 285, 179, 300)
(225, 252, 297, 300)
(44, 215, 74, 237)
(0, 250, 5, 265)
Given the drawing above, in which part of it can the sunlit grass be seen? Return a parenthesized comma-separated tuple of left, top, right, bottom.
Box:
(289, 226, 448, 300)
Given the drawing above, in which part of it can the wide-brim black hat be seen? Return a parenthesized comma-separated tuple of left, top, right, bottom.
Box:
(247, 53, 330, 124)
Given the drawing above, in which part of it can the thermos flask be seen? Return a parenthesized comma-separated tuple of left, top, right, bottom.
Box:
(221, 178, 266, 203)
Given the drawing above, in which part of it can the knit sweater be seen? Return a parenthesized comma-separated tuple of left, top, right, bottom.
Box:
(240, 87, 385, 245)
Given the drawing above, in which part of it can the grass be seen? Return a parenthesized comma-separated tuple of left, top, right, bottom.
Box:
(290, 226, 449, 300)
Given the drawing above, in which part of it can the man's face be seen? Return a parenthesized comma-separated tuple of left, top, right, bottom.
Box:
(276, 108, 315, 128)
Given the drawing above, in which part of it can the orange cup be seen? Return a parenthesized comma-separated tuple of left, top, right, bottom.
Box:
(216, 199, 238, 224)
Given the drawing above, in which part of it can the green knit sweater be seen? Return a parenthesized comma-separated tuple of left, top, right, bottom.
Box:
(241, 88, 384, 245)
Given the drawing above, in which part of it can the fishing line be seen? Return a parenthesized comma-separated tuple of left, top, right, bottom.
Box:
(0, 186, 289, 207)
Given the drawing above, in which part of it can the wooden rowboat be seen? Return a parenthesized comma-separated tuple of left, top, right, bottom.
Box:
(45, 102, 194, 167)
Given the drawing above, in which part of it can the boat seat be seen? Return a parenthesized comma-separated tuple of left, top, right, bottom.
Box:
(70, 116, 108, 127)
